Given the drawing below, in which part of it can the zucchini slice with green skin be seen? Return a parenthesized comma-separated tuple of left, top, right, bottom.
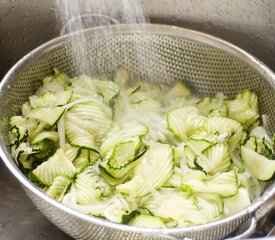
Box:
(12, 143, 40, 169)
(227, 99, 259, 129)
(75, 167, 110, 205)
(107, 137, 141, 169)
(184, 139, 212, 169)
(129, 215, 167, 228)
(64, 144, 80, 162)
(183, 171, 238, 197)
(31, 131, 59, 144)
(167, 106, 205, 141)
(28, 106, 66, 126)
(99, 164, 130, 186)
(32, 148, 76, 186)
(223, 187, 251, 215)
(144, 190, 207, 225)
(256, 138, 274, 159)
(100, 148, 146, 179)
(73, 149, 90, 171)
(9, 125, 28, 146)
(67, 102, 112, 146)
(116, 143, 174, 197)
(195, 143, 231, 175)
(46, 175, 72, 202)
(196, 193, 224, 221)
(197, 97, 227, 117)
(65, 116, 98, 152)
(32, 90, 72, 108)
(243, 137, 257, 151)
(100, 122, 148, 156)
(204, 117, 243, 151)
(236, 89, 259, 113)
(241, 146, 275, 181)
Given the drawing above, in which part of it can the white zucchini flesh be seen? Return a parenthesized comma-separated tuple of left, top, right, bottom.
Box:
(241, 146, 275, 181)
(66, 102, 112, 146)
(32, 90, 72, 108)
(204, 117, 243, 150)
(46, 175, 71, 202)
(116, 144, 174, 197)
(167, 106, 204, 141)
(195, 143, 231, 174)
(33, 148, 76, 186)
(129, 215, 167, 228)
(184, 171, 239, 197)
(223, 187, 251, 216)
(144, 191, 208, 225)
(28, 106, 66, 126)
(100, 122, 148, 156)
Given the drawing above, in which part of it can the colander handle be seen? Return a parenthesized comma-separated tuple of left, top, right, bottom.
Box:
(225, 217, 257, 240)
(149, 216, 257, 240)
(60, 12, 120, 35)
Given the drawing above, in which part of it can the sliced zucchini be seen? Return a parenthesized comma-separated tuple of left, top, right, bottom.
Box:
(227, 99, 259, 128)
(107, 137, 141, 169)
(184, 171, 238, 197)
(167, 106, 205, 141)
(196, 193, 224, 221)
(32, 148, 76, 186)
(73, 149, 90, 171)
(36, 81, 65, 96)
(197, 97, 227, 117)
(241, 146, 275, 181)
(256, 138, 274, 159)
(64, 143, 80, 162)
(33, 90, 72, 108)
(100, 122, 148, 156)
(46, 175, 72, 202)
(243, 137, 257, 151)
(28, 106, 66, 126)
(99, 164, 130, 186)
(116, 143, 174, 197)
(75, 169, 102, 205)
(184, 139, 212, 169)
(236, 89, 259, 113)
(31, 131, 59, 144)
(223, 187, 251, 215)
(93, 79, 120, 104)
(66, 102, 112, 146)
(11, 143, 40, 169)
(65, 118, 98, 151)
(9, 125, 28, 146)
(129, 215, 167, 228)
(204, 117, 243, 150)
(144, 190, 206, 225)
(195, 144, 231, 175)
(100, 148, 146, 179)
(32, 139, 56, 162)
(89, 150, 99, 165)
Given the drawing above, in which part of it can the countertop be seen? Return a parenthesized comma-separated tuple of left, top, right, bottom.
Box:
(0, 160, 72, 240)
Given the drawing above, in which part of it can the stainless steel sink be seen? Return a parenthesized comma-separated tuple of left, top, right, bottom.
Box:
(0, 0, 274, 239)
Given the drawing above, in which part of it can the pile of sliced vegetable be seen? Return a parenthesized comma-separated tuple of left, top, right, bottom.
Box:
(9, 67, 275, 228)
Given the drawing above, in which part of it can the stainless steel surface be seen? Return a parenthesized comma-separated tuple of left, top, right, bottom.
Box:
(0, 1, 275, 239)
(0, 23, 275, 240)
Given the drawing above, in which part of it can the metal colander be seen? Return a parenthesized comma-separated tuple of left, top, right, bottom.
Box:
(0, 24, 275, 240)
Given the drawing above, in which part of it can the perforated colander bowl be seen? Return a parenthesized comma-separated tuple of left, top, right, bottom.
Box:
(0, 24, 274, 240)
